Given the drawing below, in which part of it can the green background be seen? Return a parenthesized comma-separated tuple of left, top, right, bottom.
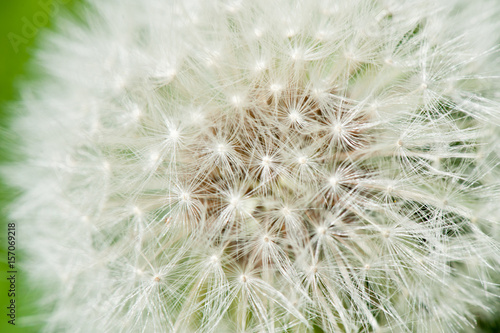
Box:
(0, 1, 498, 333)
(0, 1, 78, 332)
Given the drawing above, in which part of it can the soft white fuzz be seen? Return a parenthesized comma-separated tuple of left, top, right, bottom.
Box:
(5, 0, 500, 332)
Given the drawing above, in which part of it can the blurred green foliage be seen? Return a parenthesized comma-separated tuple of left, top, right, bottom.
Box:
(1, 1, 78, 332)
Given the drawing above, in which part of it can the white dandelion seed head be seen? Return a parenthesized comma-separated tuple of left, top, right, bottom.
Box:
(297, 156, 308, 165)
(4, 0, 500, 332)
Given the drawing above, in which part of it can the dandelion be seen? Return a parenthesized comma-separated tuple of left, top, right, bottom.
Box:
(4, 0, 500, 332)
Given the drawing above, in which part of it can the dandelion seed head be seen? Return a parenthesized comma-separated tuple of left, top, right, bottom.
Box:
(209, 255, 219, 264)
(229, 195, 241, 208)
(261, 155, 272, 167)
(230, 94, 244, 108)
(215, 143, 227, 155)
(316, 226, 327, 236)
(179, 191, 191, 203)
(329, 175, 339, 187)
(288, 109, 302, 124)
(5, 0, 500, 332)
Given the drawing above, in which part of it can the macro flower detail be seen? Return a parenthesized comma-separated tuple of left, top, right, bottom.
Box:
(5, 0, 500, 332)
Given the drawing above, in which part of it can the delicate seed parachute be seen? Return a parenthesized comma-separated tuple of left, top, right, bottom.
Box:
(4, 0, 500, 332)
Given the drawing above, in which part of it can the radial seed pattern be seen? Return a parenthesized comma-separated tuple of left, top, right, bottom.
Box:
(7, 0, 500, 332)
